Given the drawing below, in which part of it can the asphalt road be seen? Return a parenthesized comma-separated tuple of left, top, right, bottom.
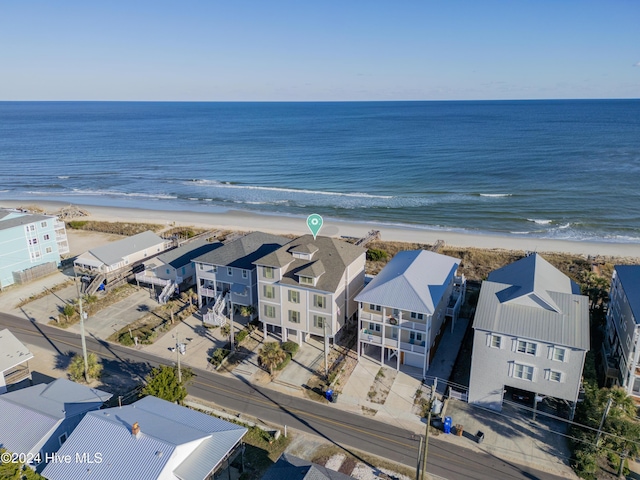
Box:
(0, 312, 568, 480)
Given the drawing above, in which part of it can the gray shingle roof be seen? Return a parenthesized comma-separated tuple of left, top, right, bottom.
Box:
(0, 379, 111, 456)
(0, 210, 54, 231)
(355, 250, 460, 314)
(193, 232, 290, 270)
(473, 254, 590, 350)
(614, 265, 640, 324)
(261, 453, 355, 480)
(155, 238, 222, 269)
(87, 231, 165, 267)
(0, 328, 33, 373)
(42, 396, 247, 480)
(255, 235, 366, 294)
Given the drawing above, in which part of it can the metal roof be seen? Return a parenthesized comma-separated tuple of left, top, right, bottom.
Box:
(155, 238, 223, 269)
(193, 232, 289, 270)
(355, 250, 460, 314)
(0, 210, 54, 231)
(614, 265, 640, 324)
(0, 328, 33, 373)
(255, 235, 366, 294)
(42, 396, 246, 480)
(86, 231, 165, 267)
(0, 379, 111, 456)
(262, 453, 355, 480)
(473, 254, 590, 350)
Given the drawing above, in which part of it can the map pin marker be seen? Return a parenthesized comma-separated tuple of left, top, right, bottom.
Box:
(307, 214, 323, 239)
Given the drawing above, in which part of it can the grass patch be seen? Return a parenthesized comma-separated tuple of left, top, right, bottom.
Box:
(65, 220, 163, 236)
(15, 279, 75, 308)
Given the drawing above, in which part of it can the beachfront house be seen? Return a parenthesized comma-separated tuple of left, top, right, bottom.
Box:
(602, 265, 640, 399)
(41, 395, 247, 480)
(0, 328, 33, 394)
(262, 453, 356, 480)
(134, 238, 222, 303)
(0, 208, 69, 289)
(355, 250, 465, 378)
(468, 254, 589, 418)
(254, 235, 366, 344)
(193, 232, 290, 326)
(0, 378, 112, 473)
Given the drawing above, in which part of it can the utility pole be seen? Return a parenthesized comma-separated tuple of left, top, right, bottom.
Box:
(229, 298, 235, 353)
(74, 275, 89, 382)
(415, 435, 423, 480)
(421, 404, 432, 480)
(176, 331, 182, 383)
(323, 319, 329, 379)
(596, 397, 613, 446)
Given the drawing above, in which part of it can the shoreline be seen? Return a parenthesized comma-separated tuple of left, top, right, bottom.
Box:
(3, 200, 640, 259)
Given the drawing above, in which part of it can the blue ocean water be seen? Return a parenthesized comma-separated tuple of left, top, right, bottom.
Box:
(0, 100, 639, 243)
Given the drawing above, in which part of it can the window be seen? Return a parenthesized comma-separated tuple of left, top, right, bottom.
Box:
(368, 322, 381, 332)
(288, 310, 300, 323)
(264, 305, 276, 318)
(43, 234, 50, 240)
(41, 221, 47, 228)
(227, 267, 233, 276)
(59, 433, 67, 446)
(313, 294, 326, 308)
(409, 331, 423, 342)
(182, 267, 186, 274)
(288, 290, 300, 303)
(29, 237, 38, 245)
(166, 269, 171, 274)
(410, 312, 424, 320)
(242, 269, 248, 279)
(517, 340, 537, 356)
(263, 285, 275, 299)
(29, 225, 35, 231)
(300, 276, 313, 285)
(490, 334, 502, 349)
(314, 315, 326, 328)
(552, 346, 566, 362)
(45, 246, 53, 254)
(263, 266, 274, 279)
(198, 264, 204, 270)
(513, 363, 534, 381)
(548, 370, 562, 382)
(212, 266, 217, 273)
(369, 304, 381, 312)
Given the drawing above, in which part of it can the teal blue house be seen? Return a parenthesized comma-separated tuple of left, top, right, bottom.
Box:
(0, 209, 69, 289)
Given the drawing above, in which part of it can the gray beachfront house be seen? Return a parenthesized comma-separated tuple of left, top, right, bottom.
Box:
(355, 250, 465, 378)
(0, 378, 112, 472)
(602, 265, 640, 399)
(0, 328, 33, 393)
(192, 232, 290, 325)
(254, 235, 366, 344)
(468, 254, 589, 418)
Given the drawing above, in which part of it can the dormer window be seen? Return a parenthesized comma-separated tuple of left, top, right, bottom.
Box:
(300, 276, 314, 285)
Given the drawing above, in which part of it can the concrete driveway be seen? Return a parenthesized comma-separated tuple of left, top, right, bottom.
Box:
(274, 335, 324, 388)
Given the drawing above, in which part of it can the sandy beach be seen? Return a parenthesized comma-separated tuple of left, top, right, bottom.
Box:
(3, 200, 639, 259)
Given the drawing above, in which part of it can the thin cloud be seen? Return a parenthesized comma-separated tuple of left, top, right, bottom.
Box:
(634, 62, 640, 67)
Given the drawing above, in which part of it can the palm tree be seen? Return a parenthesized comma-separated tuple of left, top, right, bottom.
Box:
(68, 352, 103, 382)
(239, 305, 256, 321)
(62, 303, 75, 324)
(259, 342, 286, 377)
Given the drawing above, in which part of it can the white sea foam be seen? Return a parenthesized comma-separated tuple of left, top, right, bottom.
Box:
(35, 188, 180, 200)
(527, 218, 553, 225)
(57, 176, 70, 179)
(479, 193, 512, 197)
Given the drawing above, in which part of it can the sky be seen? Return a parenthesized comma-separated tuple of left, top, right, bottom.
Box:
(1, 1, 639, 101)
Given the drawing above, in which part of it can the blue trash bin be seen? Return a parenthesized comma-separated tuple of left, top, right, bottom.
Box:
(443, 416, 452, 434)
(325, 389, 333, 402)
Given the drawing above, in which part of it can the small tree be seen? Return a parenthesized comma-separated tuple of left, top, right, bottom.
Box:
(68, 352, 103, 382)
(0, 448, 45, 479)
(239, 305, 256, 320)
(221, 323, 231, 339)
(141, 365, 192, 404)
(62, 303, 75, 323)
(259, 342, 286, 377)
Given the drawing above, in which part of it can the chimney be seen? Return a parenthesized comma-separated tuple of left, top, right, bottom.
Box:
(132, 422, 140, 437)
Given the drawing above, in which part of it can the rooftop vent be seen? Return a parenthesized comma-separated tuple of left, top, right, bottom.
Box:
(132, 422, 140, 437)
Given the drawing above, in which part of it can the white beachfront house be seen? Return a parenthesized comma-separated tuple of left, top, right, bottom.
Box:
(355, 250, 465, 378)
(254, 235, 366, 344)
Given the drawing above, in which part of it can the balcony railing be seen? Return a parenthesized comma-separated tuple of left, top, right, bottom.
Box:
(400, 341, 426, 355)
(360, 329, 399, 348)
(200, 287, 216, 297)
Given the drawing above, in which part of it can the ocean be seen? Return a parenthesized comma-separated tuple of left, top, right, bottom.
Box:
(1, 100, 639, 243)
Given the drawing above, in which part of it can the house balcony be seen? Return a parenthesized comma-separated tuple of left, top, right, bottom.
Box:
(600, 343, 620, 380)
(57, 240, 70, 255)
(399, 341, 426, 355)
(360, 329, 399, 348)
(200, 287, 216, 298)
(3, 364, 30, 385)
(54, 220, 66, 231)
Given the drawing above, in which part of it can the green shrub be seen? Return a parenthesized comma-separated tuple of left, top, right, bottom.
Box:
(281, 341, 299, 356)
(209, 348, 230, 367)
(119, 332, 134, 346)
(366, 248, 388, 262)
(235, 330, 248, 343)
(275, 352, 292, 371)
(67, 220, 88, 229)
